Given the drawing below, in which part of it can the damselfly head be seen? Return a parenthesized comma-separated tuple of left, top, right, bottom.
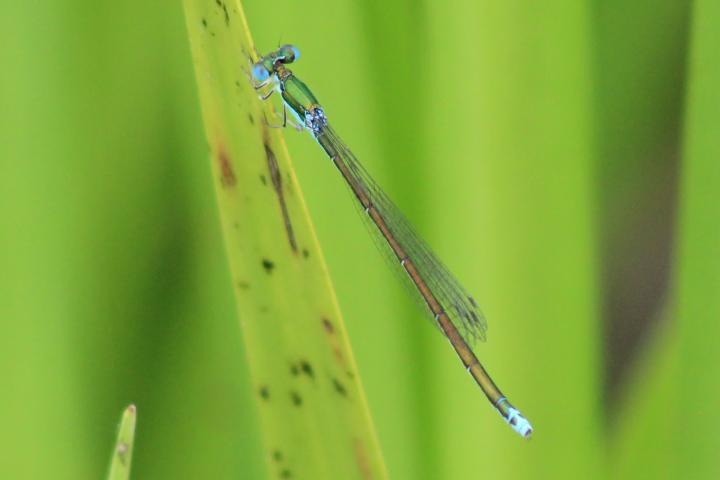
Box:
(277, 44, 300, 64)
(252, 45, 299, 80)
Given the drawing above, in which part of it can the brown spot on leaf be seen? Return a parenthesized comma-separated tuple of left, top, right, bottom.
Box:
(353, 438, 373, 480)
(332, 346, 345, 366)
(217, 146, 236, 188)
(265, 142, 298, 253)
(321, 317, 347, 367)
(322, 317, 334, 334)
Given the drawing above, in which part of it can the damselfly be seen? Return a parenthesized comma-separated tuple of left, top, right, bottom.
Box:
(251, 45, 532, 438)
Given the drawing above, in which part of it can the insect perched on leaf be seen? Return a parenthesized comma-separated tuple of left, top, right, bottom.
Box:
(250, 44, 532, 438)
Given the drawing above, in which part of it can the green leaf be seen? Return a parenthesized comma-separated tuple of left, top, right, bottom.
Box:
(107, 405, 137, 480)
(182, 1, 387, 478)
(676, 1, 720, 476)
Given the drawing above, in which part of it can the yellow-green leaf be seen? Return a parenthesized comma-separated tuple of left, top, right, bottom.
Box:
(182, 1, 387, 478)
(107, 405, 137, 480)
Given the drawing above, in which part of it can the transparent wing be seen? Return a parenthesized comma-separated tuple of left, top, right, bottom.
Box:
(319, 125, 487, 345)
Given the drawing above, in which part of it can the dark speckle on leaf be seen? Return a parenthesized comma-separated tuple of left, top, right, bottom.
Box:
(260, 174, 267, 185)
(215, 0, 230, 25)
(280, 469, 292, 479)
(237, 281, 250, 290)
(201, 18, 207, 28)
(259, 386, 270, 400)
(302, 248, 309, 258)
(272, 450, 283, 462)
(332, 378, 348, 397)
(289, 391, 302, 406)
(248, 113, 255, 125)
(300, 360, 314, 379)
(322, 317, 334, 334)
(290, 364, 299, 376)
(262, 259, 275, 273)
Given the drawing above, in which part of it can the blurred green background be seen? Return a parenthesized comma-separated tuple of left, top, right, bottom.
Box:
(1, 0, 717, 478)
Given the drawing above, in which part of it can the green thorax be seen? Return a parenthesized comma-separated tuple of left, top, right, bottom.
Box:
(276, 66, 321, 120)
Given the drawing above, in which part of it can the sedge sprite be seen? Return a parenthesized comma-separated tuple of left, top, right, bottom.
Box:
(251, 45, 532, 438)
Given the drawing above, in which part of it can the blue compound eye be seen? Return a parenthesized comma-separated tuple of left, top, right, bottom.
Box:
(278, 44, 300, 63)
(252, 64, 270, 81)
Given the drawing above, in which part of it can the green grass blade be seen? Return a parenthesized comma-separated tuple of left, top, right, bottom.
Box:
(676, 1, 720, 476)
(182, 2, 387, 478)
(107, 405, 137, 480)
